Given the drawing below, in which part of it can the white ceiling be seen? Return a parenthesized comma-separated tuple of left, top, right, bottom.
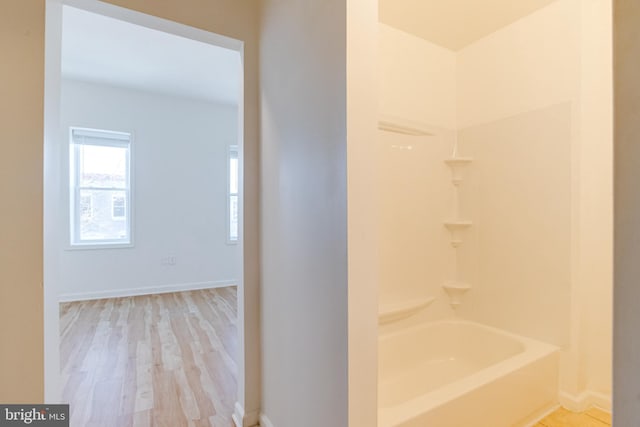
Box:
(61, 6, 241, 105)
(379, 0, 559, 51)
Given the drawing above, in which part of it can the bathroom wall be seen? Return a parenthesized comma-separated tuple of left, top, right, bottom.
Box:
(347, 0, 379, 424)
(575, 0, 613, 404)
(456, 0, 580, 346)
(456, 0, 579, 129)
(56, 79, 241, 300)
(457, 103, 572, 346)
(379, 24, 456, 129)
(377, 130, 454, 325)
(456, 0, 612, 409)
(378, 24, 457, 326)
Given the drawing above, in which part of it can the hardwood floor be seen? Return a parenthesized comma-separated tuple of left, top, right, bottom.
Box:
(535, 407, 612, 427)
(60, 287, 237, 427)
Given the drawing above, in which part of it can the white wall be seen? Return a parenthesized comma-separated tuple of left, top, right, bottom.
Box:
(379, 24, 457, 129)
(456, 0, 579, 129)
(259, 1, 348, 426)
(377, 130, 456, 327)
(56, 79, 241, 299)
(455, 0, 612, 410)
(378, 24, 458, 329)
(347, 0, 379, 425)
(457, 103, 572, 347)
(576, 0, 613, 403)
(455, 0, 581, 345)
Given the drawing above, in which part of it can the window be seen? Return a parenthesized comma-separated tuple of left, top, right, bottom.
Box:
(70, 128, 132, 246)
(80, 194, 93, 220)
(228, 146, 239, 243)
(112, 194, 126, 219)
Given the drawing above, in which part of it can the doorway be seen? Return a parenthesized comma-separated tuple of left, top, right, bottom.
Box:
(44, 1, 246, 424)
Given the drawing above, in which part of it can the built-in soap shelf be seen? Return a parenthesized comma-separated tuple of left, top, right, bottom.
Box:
(445, 157, 473, 185)
(442, 282, 471, 309)
(444, 220, 473, 248)
(378, 297, 435, 325)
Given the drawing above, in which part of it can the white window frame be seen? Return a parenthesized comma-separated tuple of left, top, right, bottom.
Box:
(69, 127, 134, 249)
(227, 145, 239, 244)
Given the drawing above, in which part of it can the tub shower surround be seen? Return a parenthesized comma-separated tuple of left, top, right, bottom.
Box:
(377, 119, 560, 427)
(377, 0, 612, 423)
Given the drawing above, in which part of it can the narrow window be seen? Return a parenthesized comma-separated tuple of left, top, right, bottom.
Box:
(228, 146, 239, 243)
(70, 128, 132, 247)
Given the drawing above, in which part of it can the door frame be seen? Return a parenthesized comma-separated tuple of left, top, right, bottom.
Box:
(43, 0, 251, 419)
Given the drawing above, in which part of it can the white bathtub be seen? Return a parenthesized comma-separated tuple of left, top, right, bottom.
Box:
(379, 320, 559, 427)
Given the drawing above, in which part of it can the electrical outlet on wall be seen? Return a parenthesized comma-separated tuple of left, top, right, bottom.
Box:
(161, 256, 177, 266)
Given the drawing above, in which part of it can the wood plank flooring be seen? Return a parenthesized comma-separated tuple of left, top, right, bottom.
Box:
(60, 287, 237, 427)
(535, 407, 612, 427)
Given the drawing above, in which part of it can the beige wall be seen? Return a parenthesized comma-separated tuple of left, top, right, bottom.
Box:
(456, 0, 579, 129)
(456, 0, 580, 348)
(458, 0, 612, 409)
(377, 130, 456, 327)
(1, 0, 261, 414)
(259, 1, 349, 426)
(613, 0, 640, 424)
(0, 0, 45, 403)
(377, 23, 458, 330)
(456, 0, 612, 409)
(379, 24, 456, 129)
(577, 0, 613, 402)
(457, 104, 572, 346)
(347, 0, 379, 425)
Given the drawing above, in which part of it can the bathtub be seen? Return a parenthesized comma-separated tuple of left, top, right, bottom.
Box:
(379, 320, 559, 427)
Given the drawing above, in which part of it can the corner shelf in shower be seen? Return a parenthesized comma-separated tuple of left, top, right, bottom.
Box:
(444, 220, 473, 248)
(444, 157, 473, 185)
(378, 297, 435, 325)
(442, 281, 472, 309)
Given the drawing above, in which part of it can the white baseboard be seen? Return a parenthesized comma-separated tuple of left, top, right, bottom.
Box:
(232, 402, 243, 427)
(259, 414, 275, 427)
(520, 404, 561, 427)
(559, 390, 612, 412)
(58, 280, 237, 302)
(232, 402, 259, 427)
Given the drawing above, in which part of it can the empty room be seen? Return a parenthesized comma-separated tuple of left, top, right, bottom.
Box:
(45, 5, 243, 425)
